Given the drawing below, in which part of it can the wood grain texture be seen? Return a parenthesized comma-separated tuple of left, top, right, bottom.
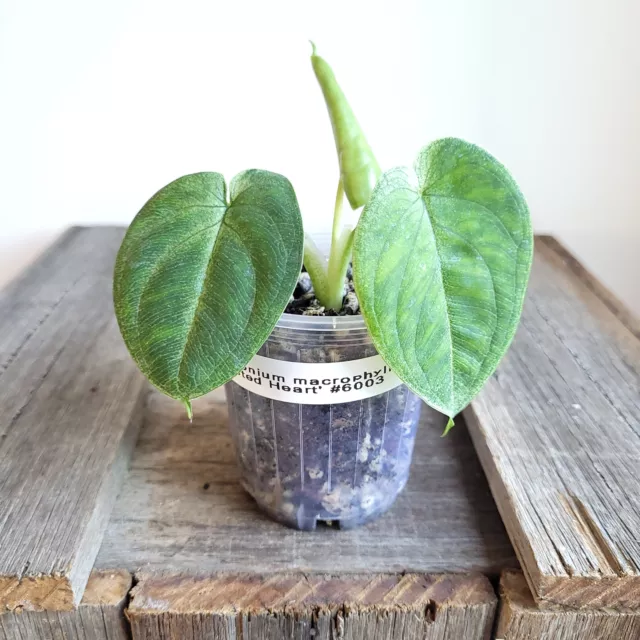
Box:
(537, 235, 640, 340)
(0, 227, 147, 610)
(0, 570, 131, 640)
(96, 388, 517, 576)
(464, 237, 640, 608)
(496, 571, 640, 640)
(127, 573, 497, 640)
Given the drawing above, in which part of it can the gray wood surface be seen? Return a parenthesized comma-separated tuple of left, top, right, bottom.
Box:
(538, 236, 640, 340)
(496, 571, 640, 640)
(0, 570, 131, 640)
(96, 388, 517, 576)
(0, 227, 147, 610)
(464, 236, 640, 608)
(127, 573, 497, 640)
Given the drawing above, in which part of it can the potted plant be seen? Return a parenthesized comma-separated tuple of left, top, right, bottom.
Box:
(113, 45, 533, 531)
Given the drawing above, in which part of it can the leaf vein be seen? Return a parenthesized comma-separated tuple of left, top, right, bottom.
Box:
(426, 193, 518, 247)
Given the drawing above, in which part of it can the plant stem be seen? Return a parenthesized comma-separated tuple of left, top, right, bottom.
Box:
(325, 226, 354, 311)
(331, 178, 345, 249)
(304, 179, 355, 313)
(183, 399, 193, 422)
(442, 417, 455, 436)
(326, 180, 355, 312)
(303, 233, 330, 303)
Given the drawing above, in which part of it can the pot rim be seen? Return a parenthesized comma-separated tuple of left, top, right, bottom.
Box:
(280, 233, 368, 333)
(275, 313, 367, 332)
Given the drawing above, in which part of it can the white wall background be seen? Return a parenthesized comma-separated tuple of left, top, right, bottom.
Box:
(1, 0, 639, 313)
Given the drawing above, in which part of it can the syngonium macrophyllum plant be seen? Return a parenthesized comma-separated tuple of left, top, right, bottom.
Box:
(113, 44, 533, 432)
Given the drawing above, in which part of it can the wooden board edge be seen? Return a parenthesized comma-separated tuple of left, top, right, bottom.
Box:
(65, 386, 148, 606)
(128, 572, 497, 615)
(0, 570, 132, 640)
(0, 575, 75, 612)
(495, 571, 640, 639)
(81, 569, 132, 607)
(127, 572, 497, 640)
(536, 573, 640, 610)
(462, 405, 547, 600)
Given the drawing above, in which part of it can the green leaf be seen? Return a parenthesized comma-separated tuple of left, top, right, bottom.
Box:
(113, 170, 304, 402)
(353, 138, 533, 420)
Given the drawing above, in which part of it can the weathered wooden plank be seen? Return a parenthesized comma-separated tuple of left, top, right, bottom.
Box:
(0, 227, 147, 610)
(127, 573, 497, 640)
(96, 389, 517, 576)
(537, 236, 640, 340)
(496, 571, 640, 639)
(0, 570, 131, 640)
(0, 227, 129, 434)
(464, 237, 640, 608)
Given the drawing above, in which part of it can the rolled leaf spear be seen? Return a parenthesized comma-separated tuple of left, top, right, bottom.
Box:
(310, 41, 381, 209)
(304, 43, 381, 312)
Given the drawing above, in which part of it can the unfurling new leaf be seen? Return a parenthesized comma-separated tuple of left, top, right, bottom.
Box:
(309, 45, 380, 311)
(311, 43, 381, 210)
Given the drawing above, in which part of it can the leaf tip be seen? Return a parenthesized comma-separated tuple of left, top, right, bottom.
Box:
(183, 399, 193, 422)
(309, 40, 317, 57)
(442, 416, 455, 437)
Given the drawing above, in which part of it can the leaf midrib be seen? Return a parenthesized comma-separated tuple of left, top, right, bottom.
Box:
(175, 214, 262, 397)
(422, 157, 520, 412)
(132, 219, 223, 387)
(419, 196, 456, 414)
(430, 215, 499, 410)
(425, 179, 531, 411)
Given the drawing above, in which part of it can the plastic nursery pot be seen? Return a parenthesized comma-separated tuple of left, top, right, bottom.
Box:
(224, 313, 423, 531)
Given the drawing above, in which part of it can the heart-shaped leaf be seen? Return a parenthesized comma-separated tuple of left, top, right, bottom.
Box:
(353, 138, 533, 423)
(114, 170, 304, 405)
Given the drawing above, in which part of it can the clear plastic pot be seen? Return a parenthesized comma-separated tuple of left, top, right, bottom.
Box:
(225, 313, 422, 530)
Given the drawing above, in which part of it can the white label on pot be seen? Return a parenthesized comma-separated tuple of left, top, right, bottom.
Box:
(232, 353, 403, 404)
